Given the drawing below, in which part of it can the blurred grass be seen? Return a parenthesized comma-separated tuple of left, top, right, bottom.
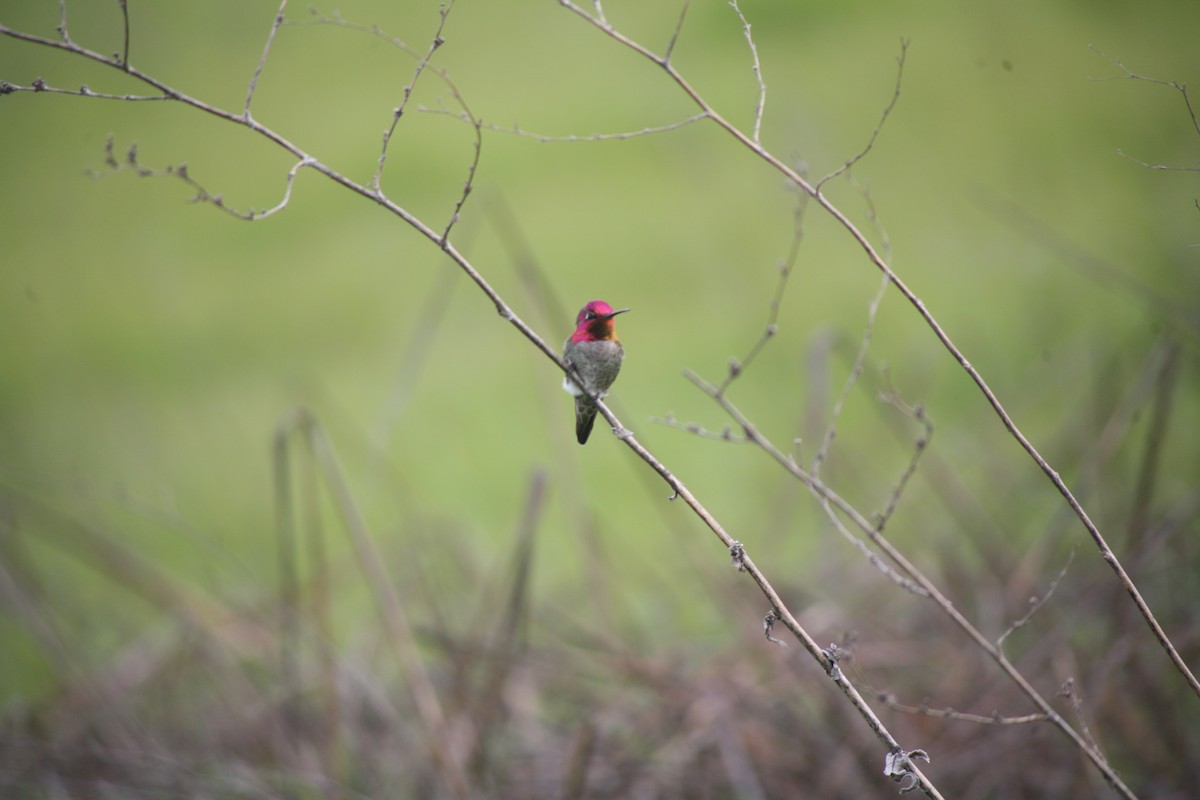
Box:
(1, 0, 1199, 795)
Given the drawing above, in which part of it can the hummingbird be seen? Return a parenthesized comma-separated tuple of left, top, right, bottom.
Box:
(562, 300, 630, 444)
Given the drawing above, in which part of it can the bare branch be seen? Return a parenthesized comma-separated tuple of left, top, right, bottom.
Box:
(285, 7, 422, 58)
(423, 109, 711, 142)
(117, 0, 130, 68)
(874, 381, 931, 534)
(654, 412, 751, 443)
(813, 177, 893, 478)
(57, 0, 70, 43)
(1089, 45, 1200, 138)
(817, 39, 908, 190)
(996, 547, 1077, 651)
(879, 695, 1050, 726)
(591, 0, 609, 27)
(716, 168, 808, 397)
(1058, 678, 1105, 766)
(287, 4, 479, 236)
(0, 78, 171, 102)
(90, 135, 315, 221)
(729, 0, 766, 143)
(245, 0, 289, 120)
(665, 0, 690, 64)
(1090, 46, 1200, 182)
(810, 273, 889, 478)
(1116, 148, 1200, 173)
(370, 1, 455, 194)
(818, 492, 929, 596)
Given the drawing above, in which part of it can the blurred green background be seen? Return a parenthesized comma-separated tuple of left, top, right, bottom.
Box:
(2, 0, 1199, 794)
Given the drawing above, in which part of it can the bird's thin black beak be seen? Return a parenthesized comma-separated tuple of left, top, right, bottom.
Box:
(606, 308, 631, 318)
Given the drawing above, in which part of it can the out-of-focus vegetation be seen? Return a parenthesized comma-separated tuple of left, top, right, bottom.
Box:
(1, 0, 1198, 796)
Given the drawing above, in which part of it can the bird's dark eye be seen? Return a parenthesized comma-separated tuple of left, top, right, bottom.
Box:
(585, 311, 596, 320)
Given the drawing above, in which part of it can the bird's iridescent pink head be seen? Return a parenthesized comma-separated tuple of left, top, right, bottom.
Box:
(571, 300, 630, 343)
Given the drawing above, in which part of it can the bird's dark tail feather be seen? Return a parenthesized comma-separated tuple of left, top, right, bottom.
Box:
(575, 400, 597, 445)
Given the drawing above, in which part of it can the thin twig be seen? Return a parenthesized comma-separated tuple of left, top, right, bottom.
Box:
(810, 273, 889, 478)
(874, 382, 931, 533)
(996, 547, 1077, 651)
(245, 0, 288, 120)
(591, 0, 608, 27)
(665, 0, 690, 64)
(89, 134, 314, 221)
(817, 39, 908, 190)
(878, 695, 1050, 726)
(655, 413, 749, 443)
(729, 0, 765, 143)
(1116, 148, 1199, 172)
(1058, 678, 1104, 762)
(1089, 45, 1200, 138)
(289, 4, 479, 236)
(0, 79, 171, 101)
(1090, 50, 1200, 176)
(424, 109, 711, 142)
(117, 0, 130, 68)
(812, 177, 893, 478)
(371, 1, 455, 193)
(441, 98, 481, 242)
(57, 0, 70, 43)
(286, 7, 421, 57)
(716, 168, 808, 397)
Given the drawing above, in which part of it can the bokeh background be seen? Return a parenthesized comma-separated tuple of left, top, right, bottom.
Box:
(1, 1, 1198, 796)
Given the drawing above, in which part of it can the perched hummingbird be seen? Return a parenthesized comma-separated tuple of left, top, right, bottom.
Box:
(562, 300, 630, 445)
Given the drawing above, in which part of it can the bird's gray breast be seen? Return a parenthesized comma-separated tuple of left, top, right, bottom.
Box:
(564, 339, 624, 396)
